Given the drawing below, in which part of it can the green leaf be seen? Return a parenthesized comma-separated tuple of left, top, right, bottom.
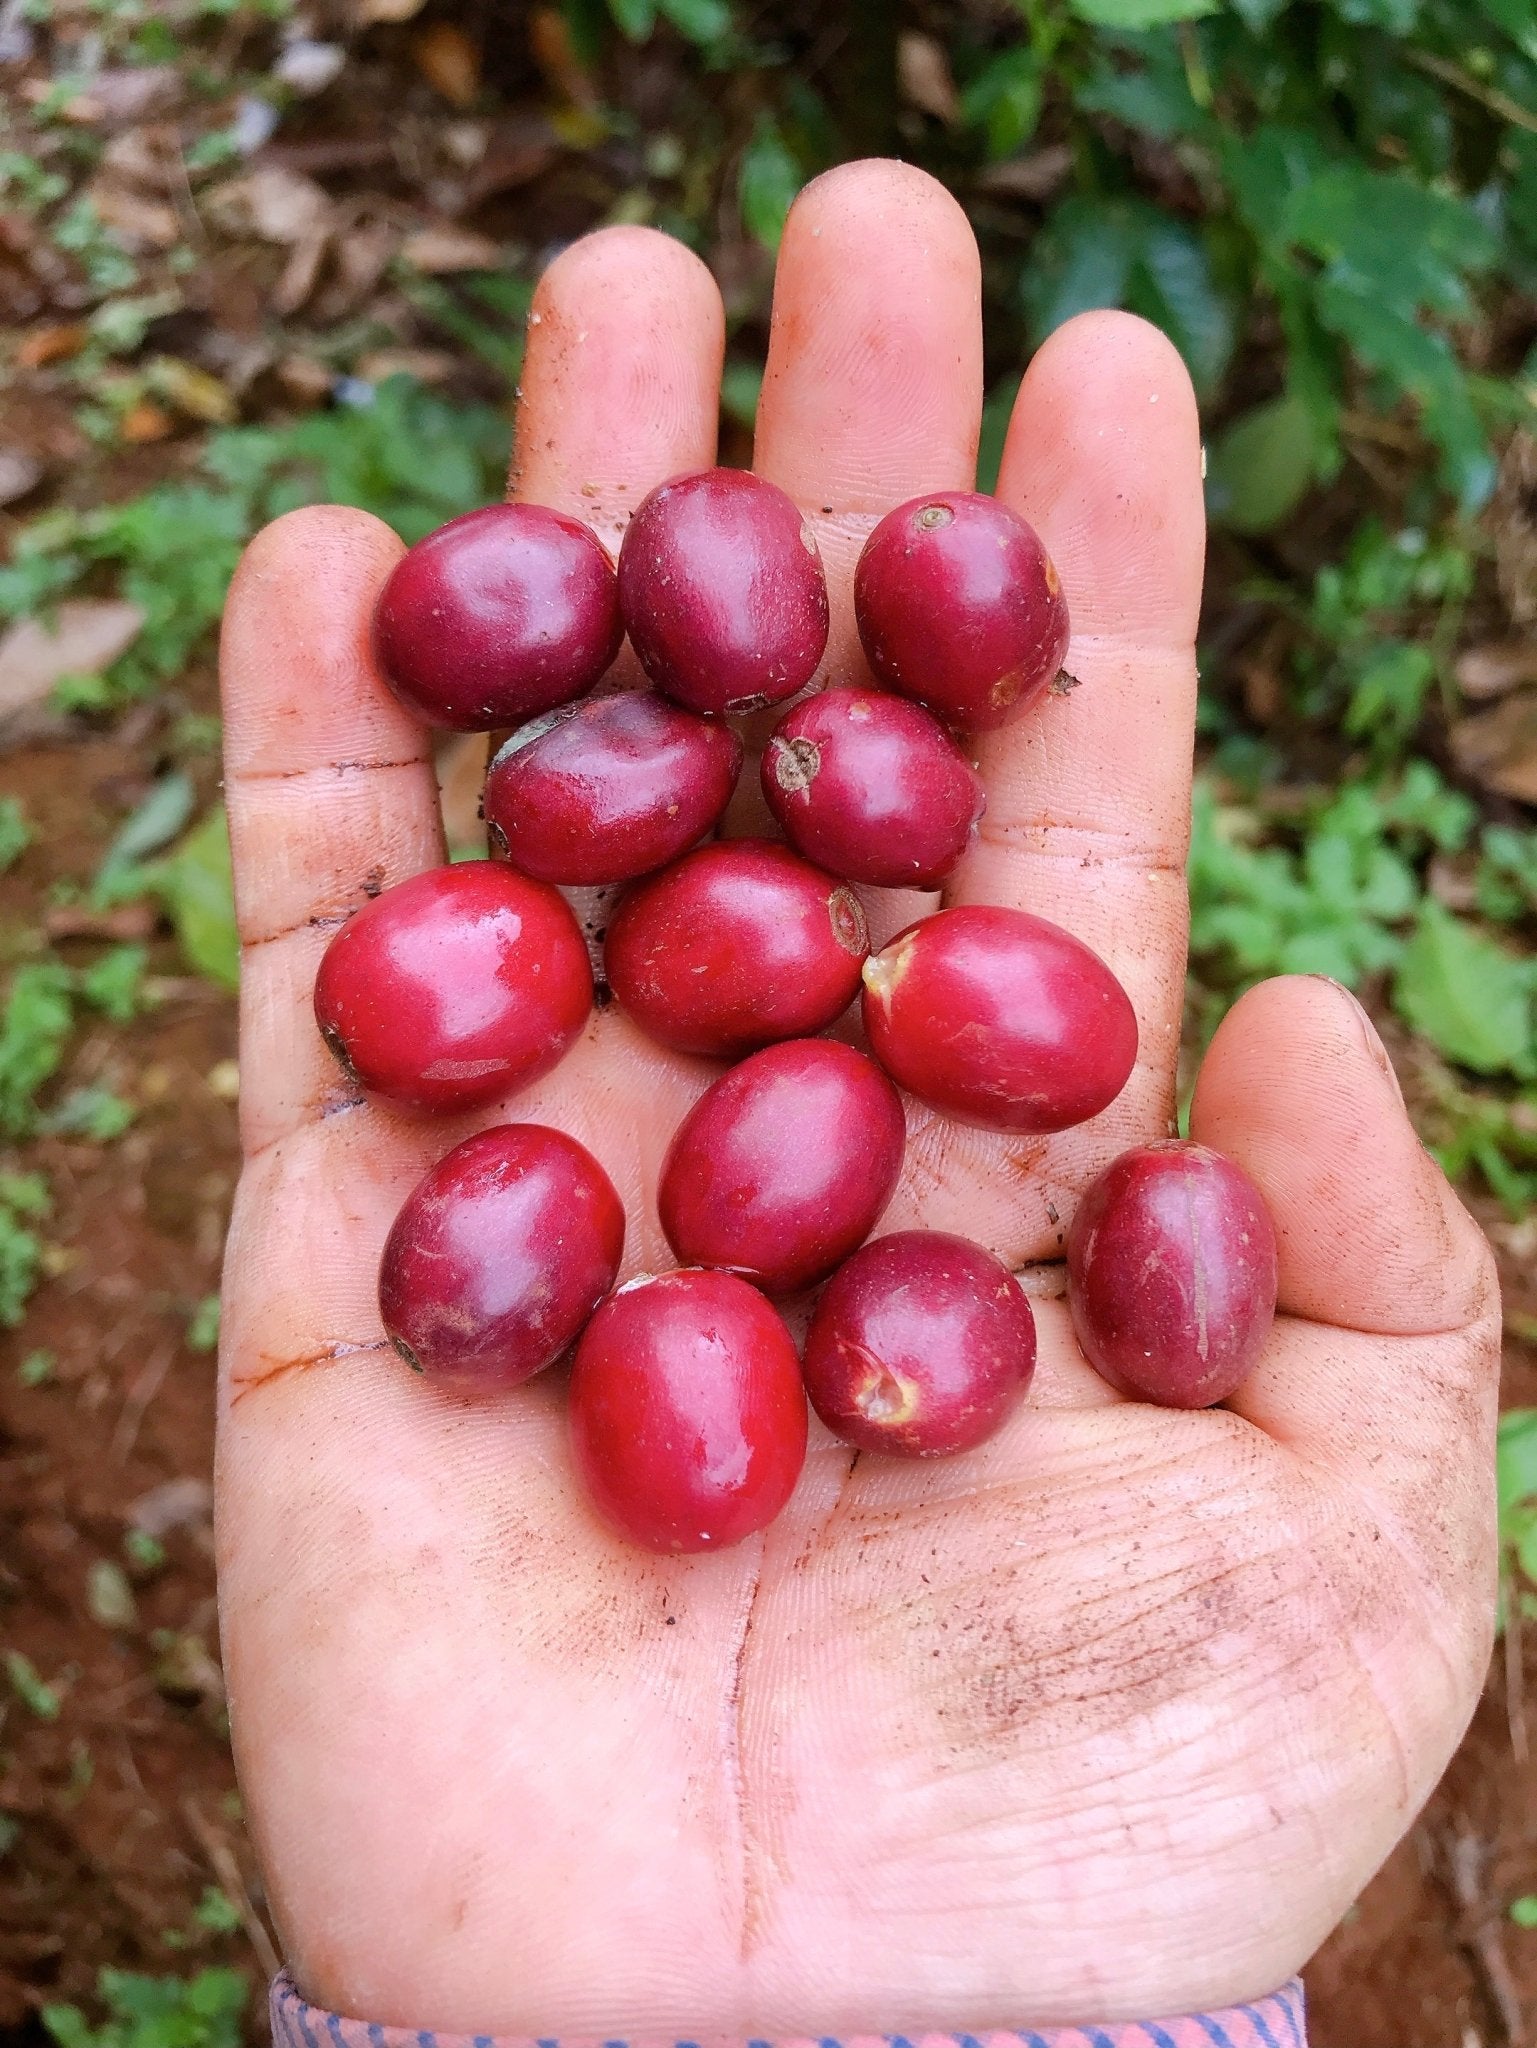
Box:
(738, 119, 803, 253)
(151, 809, 239, 993)
(6, 1649, 60, 1720)
(1394, 904, 1536, 1077)
(1068, 0, 1215, 23)
(1076, 40, 1208, 141)
(1131, 212, 1238, 395)
(719, 360, 764, 429)
(606, 0, 656, 37)
(1024, 195, 1136, 339)
(962, 48, 1045, 159)
(656, 0, 729, 40)
(97, 773, 196, 887)
(0, 797, 30, 873)
(79, 946, 148, 1024)
(0, 963, 75, 1139)
(1511, 1895, 1537, 1929)
(187, 1295, 221, 1354)
(1205, 392, 1317, 532)
(1498, 1409, 1537, 1518)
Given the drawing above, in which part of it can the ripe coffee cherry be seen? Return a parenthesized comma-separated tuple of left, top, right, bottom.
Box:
(659, 1040, 906, 1294)
(483, 691, 742, 886)
(802, 1231, 1036, 1457)
(605, 839, 868, 1057)
(374, 503, 621, 732)
(862, 906, 1136, 1133)
(569, 1268, 807, 1552)
(1067, 1140, 1278, 1409)
(854, 491, 1069, 733)
(314, 861, 592, 1113)
(379, 1125, 623, 1387)
(761, 689, 986, 888)
(617, 469, 829, 715)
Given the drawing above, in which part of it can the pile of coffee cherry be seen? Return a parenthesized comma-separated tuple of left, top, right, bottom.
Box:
(313, 469, 1279, 1554)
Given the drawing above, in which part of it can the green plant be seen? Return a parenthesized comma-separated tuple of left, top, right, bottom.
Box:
(1499, 1409, 1537, 1610)
(42, 1970, 248, 2048)
(4, 1647, 61, 1719)
(0, 1172, 51, 1328)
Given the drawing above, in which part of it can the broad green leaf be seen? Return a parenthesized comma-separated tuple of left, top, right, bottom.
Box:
(1076, 42, 1208, 141)
(976, 382, 1017, 495)
(1134, 213, 1237, 394)
(606, 0, 656, 38)
(1498, 1409, 1537, 1517)
(1394, 903, 1536, 1077)
(1206, 392, 1317, 532)
(1023, 195, 1135, 340)
(738, 119, 802, 253)
(153, 808, 239, 994)
(1328, 0, 1421, 28)
(1069, 0, 1215, 23)
(656, 0, 730, 41)
(1229, 0, 1289, 22)
(97, 772, 195, 888)
(961, 47, 1044, 158)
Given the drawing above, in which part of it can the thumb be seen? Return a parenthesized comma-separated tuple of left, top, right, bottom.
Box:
(1191, 974, 1496, 1341)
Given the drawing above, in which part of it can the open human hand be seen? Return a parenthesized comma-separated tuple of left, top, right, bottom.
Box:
(215, 159, 1500, 2035)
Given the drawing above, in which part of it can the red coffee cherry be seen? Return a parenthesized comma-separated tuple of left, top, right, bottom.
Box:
(483, 691, 742, 886)
(861, 906, 1137, 1133)
(659, 1039, 906, 1294)
(854, 491, 1069, 733)
(605, 839, 868, 1058)
(1067, 1140, 1279, 1409)
(761, 688, 985, 888)
(379, 1124, 623, 1388)
(617, 469, 829, 715)
(314, 862, 592, 1113)
(374, 503, 621, 732)
(801, 1230, 1037, 1457)
(569, 1269, 808, 1553)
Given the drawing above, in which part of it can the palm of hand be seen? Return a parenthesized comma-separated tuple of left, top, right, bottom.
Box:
(216, 163, 1498, 2035)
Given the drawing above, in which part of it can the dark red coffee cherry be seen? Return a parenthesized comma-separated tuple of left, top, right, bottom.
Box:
(374, 503, 621, 732)
(605, 838, 868, 1058)
(314, 861, 592, 1113)
(854, 491, 1069, 733)
(761, 688, 986, 888)
(801, 1230, 1037, 1457)
(617, 469, 829, 715)
(861, 905, 1136, 1133)
(569, 1268, 807, 1553)
(483, 690, 742, 886)
(379, 1125, 623, 1388)
(659, 1039, 906, 1294)
(1067, 1140, 1278, 1409)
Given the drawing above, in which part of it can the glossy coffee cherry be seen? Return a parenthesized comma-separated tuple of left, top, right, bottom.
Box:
(1067, 1140, 1278, 1409)
(374, 503, 621, 732)
(605, 838, 868, 1057)
(761, 688, 985, 888)
(617, 469, 830, 715)
(379, 1125, 623, 1388)
(854, 491, 1070, 733)
(659, 1039, 906, 1294)
(801, 1230, 1037, 1457)
(483, 690, 742, 886)
(862, 906, 1136, 1133)
(314, 861, 592, 1113)
(569, 1268, 808, 1553)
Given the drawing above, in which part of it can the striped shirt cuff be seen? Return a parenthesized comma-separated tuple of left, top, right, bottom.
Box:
(270, 1972, 1305, 2048)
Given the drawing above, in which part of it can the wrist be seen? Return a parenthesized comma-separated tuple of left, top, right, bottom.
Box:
(271, 1970, 1306, 2048)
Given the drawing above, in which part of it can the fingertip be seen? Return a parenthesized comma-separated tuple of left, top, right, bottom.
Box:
(513, 224, 724, 526)
(785, 156, 976, 251)
(226, 502, 402, 621)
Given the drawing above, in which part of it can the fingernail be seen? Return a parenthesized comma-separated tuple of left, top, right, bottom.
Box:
(1307, 975, 1405, 1107)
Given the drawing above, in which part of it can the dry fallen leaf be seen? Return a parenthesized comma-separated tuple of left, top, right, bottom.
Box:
(274, 229, 332, 317)
(0, 599, 145, 717)
(356, 346, 456, 384)
(529, 7, 598, 111)
(119, 399, 175, 443)
(1493, 432, 1537, 627)
(412, 20, 480, 106)
(1456, 640, 1537, 702)
(273, 39, 346, 96)
(353, 0, 428, 20)
(276, 354, 335, 403)
(88, 179, 182, 249)
(0, 447, 44, 506)
(208, 164, 332, 243)
(1451, 690, 1537, 805)
(53, 65, 180, 126)
(898, 32, 961, 124)
(977, 146, 1074, 200)
(148, 355, 237, 424)
(16, 323, 87, 368)
(401, 222, 501, 273)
